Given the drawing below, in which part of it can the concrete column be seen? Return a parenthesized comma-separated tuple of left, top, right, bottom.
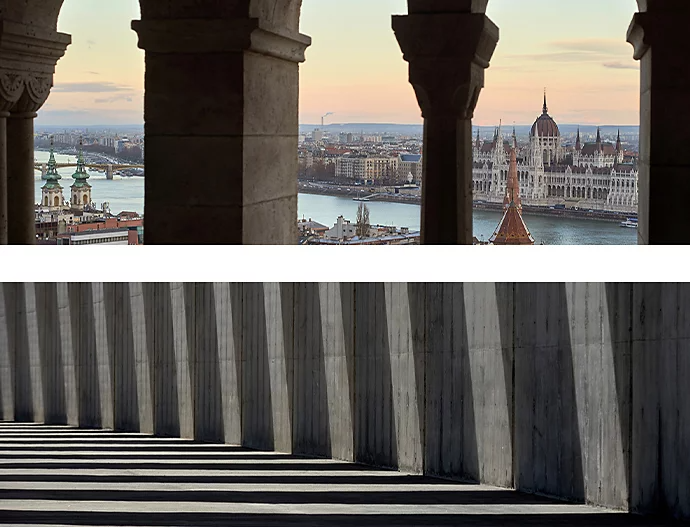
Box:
(0, 113, 7, 244)
(628, 0, 690, 244)
(394, 4, 498, 244)
(6, 113, 37, 244)
(132, 19, 311, 244)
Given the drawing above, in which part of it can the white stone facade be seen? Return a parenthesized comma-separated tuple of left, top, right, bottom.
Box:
(472, 111, 638, 213)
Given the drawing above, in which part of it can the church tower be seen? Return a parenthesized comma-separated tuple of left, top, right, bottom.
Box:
(41, 140, 64, 211)
(490, 148, 535, 245)
(70, 140, 92, 210)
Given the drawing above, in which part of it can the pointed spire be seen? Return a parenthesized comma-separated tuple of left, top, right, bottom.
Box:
(512, 124, 518, 149)
(504, 148, 521, 210)
(543, 89, 548, 114)
(490, 147, 535, 245)
(71, 138, 91, 187)
(575, 127, 581, 150)
(45, 138, 61, 182)
(476, 128, 481, 148)
(595, 127, 602, 153)
(616, 129, 622, 152)
(42, 137, 62, 193)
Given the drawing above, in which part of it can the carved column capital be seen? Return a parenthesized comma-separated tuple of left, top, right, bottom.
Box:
(0, 21, 71, 113)
(393, 13, 498, 119)
(132, 18, 311, 63)
(0, 71, 54, 114)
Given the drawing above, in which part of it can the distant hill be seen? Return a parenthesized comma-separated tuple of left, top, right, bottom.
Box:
(300, 123, 424, 135)
(299, 123, 639, 138)
(35, 124, 144, 134)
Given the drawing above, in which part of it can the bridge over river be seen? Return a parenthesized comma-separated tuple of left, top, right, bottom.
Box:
(34, 163, 144, 180)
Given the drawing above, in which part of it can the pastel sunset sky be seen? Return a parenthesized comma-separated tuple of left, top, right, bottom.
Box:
(41, 0, 639, 127)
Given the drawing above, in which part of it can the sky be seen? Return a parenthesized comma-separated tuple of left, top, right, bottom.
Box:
(40, 0, 639, 127)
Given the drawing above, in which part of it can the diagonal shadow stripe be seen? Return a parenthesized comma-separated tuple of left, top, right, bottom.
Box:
(0, 511, 667, 527)
(293, 283, 330, 458)
(106, 283, 140, 432)
(34, 283, 67, 425)
(0, 453, 303, 461)
(0, 461, 384, 471)
(0, 474, 467, 485)
(0, 488, 581, 506)
(242, 283, 275, 451)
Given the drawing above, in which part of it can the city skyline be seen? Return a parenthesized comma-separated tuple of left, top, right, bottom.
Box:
(41, 0, 639, 126)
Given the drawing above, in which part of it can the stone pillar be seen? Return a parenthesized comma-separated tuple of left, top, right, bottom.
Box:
(133, 18, 311, 244)
(7, 113, 37, 244)
(627, 0, 690, 244)
(394, 2, 498, 245)
(0, 22, 70, 244)
(0, 112, 7, 244)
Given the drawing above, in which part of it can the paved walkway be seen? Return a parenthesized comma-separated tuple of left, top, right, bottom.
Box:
(0, 422, 675, 526)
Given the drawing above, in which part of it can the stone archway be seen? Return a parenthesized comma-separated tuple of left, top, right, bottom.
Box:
(3, 0, 684, 244)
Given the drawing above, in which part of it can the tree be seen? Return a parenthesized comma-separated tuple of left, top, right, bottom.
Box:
(355, 202, 370, 238)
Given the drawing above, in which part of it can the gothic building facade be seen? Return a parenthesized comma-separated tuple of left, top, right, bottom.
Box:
(472, 96, 638, 213)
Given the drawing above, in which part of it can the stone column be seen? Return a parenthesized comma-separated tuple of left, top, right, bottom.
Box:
(0, 22, 70, 244)
(0, 112, 8, 244)
(628, 0, 690, 245)
(133, 18, 311, 244)
(7, 112, 37, 244)
(394, 2, 498, 245)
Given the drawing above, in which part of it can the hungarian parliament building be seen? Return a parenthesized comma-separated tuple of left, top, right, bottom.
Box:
(472, 96, 638, 213)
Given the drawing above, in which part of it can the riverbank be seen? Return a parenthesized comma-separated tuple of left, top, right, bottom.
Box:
(35, 147, 144, 176)
(298, 181, 635, 224)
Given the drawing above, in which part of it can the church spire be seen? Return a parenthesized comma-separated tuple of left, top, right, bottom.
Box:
(45, 138, 61, 182)
(490, 148, 535, 246)
(575, 127, 581, 151)
(596, 127, 602, 152)
(616, 129, 622, 152)
(543, 89, 548, 114)
(72, 139, 90, 183)
(512, 125, 518, 149)
(476, 128, 481, 148)
(504, 148, 521, 210)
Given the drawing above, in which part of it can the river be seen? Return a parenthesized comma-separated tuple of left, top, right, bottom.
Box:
(34, 151, 637, 245)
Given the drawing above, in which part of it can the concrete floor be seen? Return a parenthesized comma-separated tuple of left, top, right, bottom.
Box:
(0, 423, 677, 526)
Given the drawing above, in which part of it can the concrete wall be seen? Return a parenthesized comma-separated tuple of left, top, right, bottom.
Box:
(0, 282, 688, 519)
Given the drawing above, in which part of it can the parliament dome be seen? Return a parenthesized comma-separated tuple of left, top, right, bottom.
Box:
(530, 94, 560, 138)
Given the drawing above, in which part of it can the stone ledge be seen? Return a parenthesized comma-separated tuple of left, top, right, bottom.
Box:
(132, 19, 311, 63)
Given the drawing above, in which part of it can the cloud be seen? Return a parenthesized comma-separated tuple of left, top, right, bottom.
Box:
(95, 94, 135, 104)
(603, 61, 638, 70)
(506, 39, 633, 65)
(85, 71, 101, 76)
(551, 39, 624, 54)
(52, 82, 132, 93)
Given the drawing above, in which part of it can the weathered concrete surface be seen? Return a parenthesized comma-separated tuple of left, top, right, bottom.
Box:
(0, 284, 14, 421)
(0, 283, 688, 520)
(631, 283, 690, 517)
(0, 423, 675, 527)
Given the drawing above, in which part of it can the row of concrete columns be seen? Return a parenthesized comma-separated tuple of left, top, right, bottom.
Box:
(2, 282, 690, 518)
(0, 1, 687, 244)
